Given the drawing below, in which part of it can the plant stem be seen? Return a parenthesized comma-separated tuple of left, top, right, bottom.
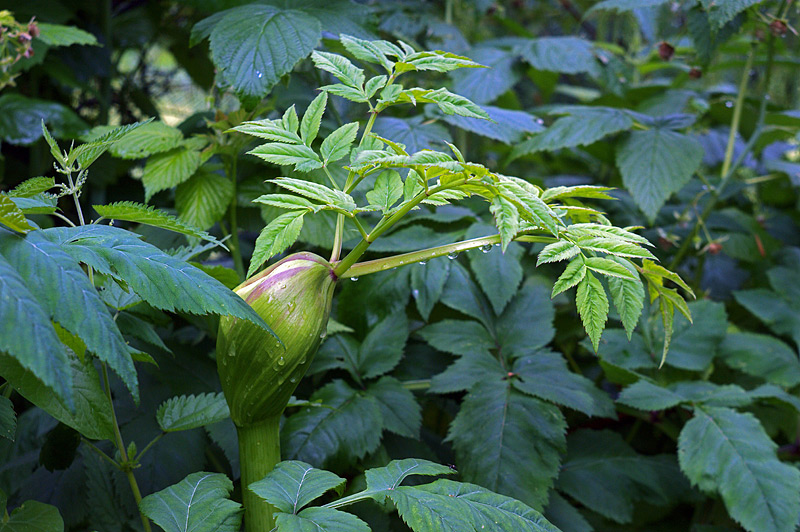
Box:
(237, 417, 282, 532)
(102, 364, 152, 532)
(226, 155, 245, 279)
(669, 37, 775, 270)
(720, 48, 755, 179)
(339, 232, 556, 278)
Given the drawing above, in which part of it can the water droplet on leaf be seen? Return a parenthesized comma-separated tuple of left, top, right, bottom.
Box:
(447, 251, 459, 259)
(480, 244, 493, 253)
(418, 261, 427, 265)
(350, 277, 359, 282)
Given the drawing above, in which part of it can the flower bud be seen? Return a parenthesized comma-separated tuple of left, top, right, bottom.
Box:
(217, 252, 336, 426)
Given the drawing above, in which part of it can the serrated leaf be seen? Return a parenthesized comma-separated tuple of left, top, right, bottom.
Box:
(641, 260, 694, 296)
(108, 121, 183, 159)
(367, 377, 421, 438)
(275, 507, 370, 532)
(340, 34, 394, 72)
(437, 105, 544, 144)
(139, 472, 242, 532)
(320, 122, 359, 166)
(312, 51, 365, 89)
(283, 380, 382, 467)
(300, 92, 328, 146)
(142, 147, 202, 201)
(490, 195, 519, 252)
(175, 172, 234, 232)
(576, 272, 609, 352)
(537, 241, 580, 266)
(466, 224, 523, 315)
(40, 225, 272, 333)
(254, 194, 317, 211)
(365, 171, 403, 214)
(589, 0, 670, 11)
(0, 228, 137, 402)
(496, 284, 556, 355)
(607, 258, 644, 339)
(250, 461, 345, 514)
(319, 83, 368, 103)
(404, 50, 484, 72)
(249, 143, 322, 172)
(366, 459, 453, 496)
(233, 120, 303, 144)
(551, 256, 586, 297)
(448, 380, 566, 510)
(720, 333, 800, 387)
(584, 257, 636, 280)
(157, 393, 230, 432)
(701, 0, 762, 28)
(272, 178, 356, 211)
(372, 116, 451, 154)
(37, 22, 98, 47)
(518, 36, 599, 75)
(209, 5, 321, 101)
(575, 237, 656, 260)
(617, 380, 685, 411)
(513, 351, 616, 417)
(0, 396, 15, 441)
(449, 46, 515, 105)
(398, 88, 489, 120)
(0, 94, 87, 146)
(0, 195, 34, 234)
(357, 311, 408, 379)
(440, 262, 495, 330)
(678, 406, 800, 532)
(410, 255, 450, 320)
(93, 201, 217, 243)
(249, 211, 305, 277)
(0, 500, 64, 532)
(540, 185, 615, 202)
(71, 120, 151, 169)
(8, 177, 56, 198)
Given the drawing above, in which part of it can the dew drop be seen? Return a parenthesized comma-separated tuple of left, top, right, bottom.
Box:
(350, 277, 359, 282)
(278, 356, 286, 366)
(289, 377, 297, 383)
(411, 289, 420, 299)
(418, 260, 427, 265)
(320, 330, 328, 340)
(535, 118, 544, 125)
(494, 243, 501, 247)
(480, 244, 493, 253)
(725, 101, 734, 108)
(256, 70, 263, 79)
(447, 251, 459, 260)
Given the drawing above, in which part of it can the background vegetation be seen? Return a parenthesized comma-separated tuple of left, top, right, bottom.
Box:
(1, 0, 799, 531)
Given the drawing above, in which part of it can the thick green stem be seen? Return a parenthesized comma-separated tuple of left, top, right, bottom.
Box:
(340, 233, 555, 278)
(237, 417, 282, 532)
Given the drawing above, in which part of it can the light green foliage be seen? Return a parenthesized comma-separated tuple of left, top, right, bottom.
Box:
(36, 23, 98, 47)
(139, 472, 242, 532)
(157, 393, 230, 432)
(0, 195, 34, 234)
(107, 121, 183, 159)
(142, 146, 203, 201)
(0, 499, 64, 532)
(93, 201, 217, 243)
(175, 172, 235, 231)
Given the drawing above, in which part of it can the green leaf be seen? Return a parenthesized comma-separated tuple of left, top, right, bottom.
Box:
(283, 380, 382, 467)
(436, 105, 544, 144)
(0, 354, 114, 440)
(574, 237, 656, 260)
(249, 211, 305, 277)
(607, 258, 645, 339)
(490, 195, 519, 252)
(518, 36, 599, 75)
(657, 300, 725, 371)
(734, 288, 800, 351)
(275, 507, 370, 532)
(42, 225, 272, 333)
(372, 116, 451, 154)
(440, 262, 495, 330)
(398, 88, 489, 120)
(540, 185, 616, 202)
(537, 240, 580, 266)
(319, 83, 368, 103)
(272, 178, 356, 211)
(551, 256, 586, 297)
(513, 351, 616, 417)
(175, 172, 234, 232)
(209, 5, 321, 101)
(701, 0, 763, 28)
(139, 472, 242, 532)
(448, 380, 566, 510)
(366, 376, 421, 438)
(142, 147, 202, 201)
(357, 311, 408, 379)
(0, 94, 87, 146)
(428, 342, 505, 394)
(249, 461, 345, 514)
(719, 332, 800, 387)
(248, 143, 322, 172)
(0, 228, 138, 402)
(300, 92, 328, 146)
(157, 393, 230, 432)
(557, 429, 689, 523)
(410, 255, 451, 320)
(232, 119, 303, 144)
(366, 458, 453, 496)
(365, 171, 403, 214)
(320, 122, 359, 166)
(617, 129, 704, 220)
(589, 0, 670, 11)
(420, 319, 495, 359)
(93, 201, 217, 243)
(8, 177, 56, 198)
(616, 380, 685, 411)
(496, 284, 556, 354)
(511, 107, 633, 158)
(576, 272, 609, 352)
(0, 195, 34, 234)
(0, 396, 15, 441)
(108, 121, 183, 159)
(311, 51, 365, 89)
(0, 500, 64, 532)
(449, 47, 516, 105)
(403, 50, 484, 73)
(340, 34, 394, 72)
(37, 22, 98, 47)
(584, 257, 637, 280)
(71, 121, 150, 168)
(466, 224, 523, 314)
(544, 493, 592, 532)
(678, 406, 800, 532)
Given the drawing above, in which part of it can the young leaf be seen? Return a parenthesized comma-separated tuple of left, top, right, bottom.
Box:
(320, 122, 359, 166)
(69, 120, 151, 169)
(678, 406, 800, 532)
(607, 258, 645, 339)
(398, 88, 490, 120)
(540, 185, 615, 203)
(275, 507, 370, 532)
(248, 143, 322, 172)
(320, 83, 368, 103)
(584, 257, 637, 280)
(249, 211, 305, 277)
(300, 92, 328, 146)
(537, 240, 580, 265)
(576, 271, 609, 352)
(0, 195, 34, 234)
(551, 256, 587, 297)
(142, 147, 202, 201)
(249, 461, 345, 514)
(175, 171, 235, 231)
(518, 36, 599, 75)
(93, 201, 217, 243)
(273, 177, 356, 211)
(365, 170, 403, 214)
(7, 177, 56, 198)
(574, 237, 656, 260)
(340, 34, 394, 72)
(490, 195, 519, 251)
(139, 472, 242, 532)
(157, 393, 230, 432)
(232, 120, 303, 144)
(37, 22, 98, 46)
(253, 194, 317, 211)
(108, 121, 183, 159)
(311, 51, 365, 89)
